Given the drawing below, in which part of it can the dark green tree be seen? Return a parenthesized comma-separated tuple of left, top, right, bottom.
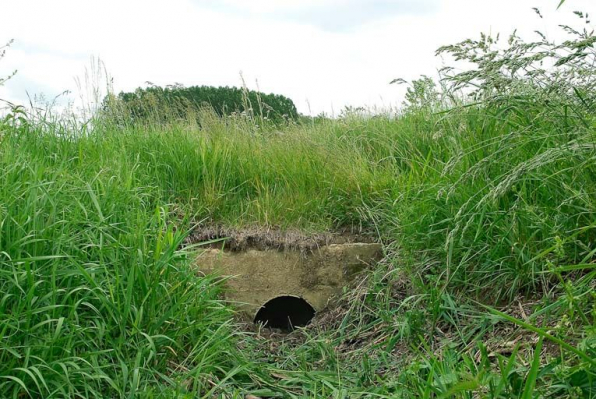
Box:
(114, 84, 298, 124)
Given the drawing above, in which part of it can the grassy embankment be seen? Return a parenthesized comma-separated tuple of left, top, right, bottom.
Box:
(1, 19, 596, 398)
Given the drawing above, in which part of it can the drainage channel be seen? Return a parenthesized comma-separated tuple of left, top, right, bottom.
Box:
(254, 295, 316, 331)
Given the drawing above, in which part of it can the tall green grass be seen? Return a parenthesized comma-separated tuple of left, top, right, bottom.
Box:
(9, 110, 396, 231)
(1, 11, 595, 396)
(0, 125, 250, 397)
(2, 95, 594, 396)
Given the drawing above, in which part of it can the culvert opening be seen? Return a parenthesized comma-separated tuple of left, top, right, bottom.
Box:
(254, 296, 315, 331)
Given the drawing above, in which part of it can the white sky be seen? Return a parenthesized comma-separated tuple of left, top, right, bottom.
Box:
(0, 0, 594, 115)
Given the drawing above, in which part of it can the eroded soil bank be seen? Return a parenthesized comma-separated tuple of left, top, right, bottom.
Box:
(186, 225, 378, 252)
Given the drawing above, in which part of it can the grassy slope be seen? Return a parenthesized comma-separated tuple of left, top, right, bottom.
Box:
(0, 99, 595, 397)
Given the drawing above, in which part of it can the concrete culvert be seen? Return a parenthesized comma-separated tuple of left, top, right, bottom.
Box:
(254, 296, 315, 331)
(194, 234, 383, 321)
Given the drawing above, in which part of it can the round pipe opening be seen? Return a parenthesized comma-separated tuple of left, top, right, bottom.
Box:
(254, 295, 315, 331)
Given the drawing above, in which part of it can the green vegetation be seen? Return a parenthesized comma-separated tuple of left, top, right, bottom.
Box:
(1, 11, 595, 398)
(112, 84, 299, 125)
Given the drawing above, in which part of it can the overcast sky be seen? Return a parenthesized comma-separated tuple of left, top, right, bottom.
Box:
(1, 0, 595, 115)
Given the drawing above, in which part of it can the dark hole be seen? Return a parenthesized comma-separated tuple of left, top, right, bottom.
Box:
(254, 296, 315, 331)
